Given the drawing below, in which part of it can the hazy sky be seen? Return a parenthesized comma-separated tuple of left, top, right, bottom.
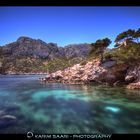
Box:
(0, 7, 140, 47)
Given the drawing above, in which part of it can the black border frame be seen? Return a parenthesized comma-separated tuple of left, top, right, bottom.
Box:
(0, 0, 140, 139)
(0, 0, 140, 6)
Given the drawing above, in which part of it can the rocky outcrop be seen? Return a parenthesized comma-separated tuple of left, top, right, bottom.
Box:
(41, 60, 140, 89)
(41, 59, 128, 86)
(126, 82, 140, 89)
(126, 65, 140, 89)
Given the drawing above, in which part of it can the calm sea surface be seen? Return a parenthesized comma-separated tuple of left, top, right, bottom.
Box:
(0, 75, 140, 134)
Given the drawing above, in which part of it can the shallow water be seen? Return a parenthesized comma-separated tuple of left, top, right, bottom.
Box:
(0, 75, 140, 134)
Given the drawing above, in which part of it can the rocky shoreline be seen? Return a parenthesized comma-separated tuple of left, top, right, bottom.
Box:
(40, 59, 140, 90)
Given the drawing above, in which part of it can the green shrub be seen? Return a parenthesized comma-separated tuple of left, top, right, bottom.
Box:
(104, 43, 140, 65)
(80, 60, 87, 65)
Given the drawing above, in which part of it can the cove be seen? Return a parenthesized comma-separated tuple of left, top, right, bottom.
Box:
(0, 75, 140, 134)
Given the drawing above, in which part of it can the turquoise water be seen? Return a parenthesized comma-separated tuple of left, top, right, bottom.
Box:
(0, 75, 140, 134)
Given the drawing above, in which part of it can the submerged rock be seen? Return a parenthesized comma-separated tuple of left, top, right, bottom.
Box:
(0, 115, 17, 120)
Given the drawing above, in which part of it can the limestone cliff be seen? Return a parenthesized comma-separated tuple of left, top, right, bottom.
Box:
(41, 59, 140, 89)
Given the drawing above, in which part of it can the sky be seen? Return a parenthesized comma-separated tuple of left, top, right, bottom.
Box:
(0, 7, 140, 48)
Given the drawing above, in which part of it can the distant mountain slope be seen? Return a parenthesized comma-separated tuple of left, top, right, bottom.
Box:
(1, 36, 61, 59)
(64, 44, 91, 58)
(0, 36, 91, 74)
(1, 36, 91, 59)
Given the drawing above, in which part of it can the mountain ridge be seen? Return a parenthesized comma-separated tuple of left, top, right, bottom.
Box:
(0, 36, 91, 74)
(0, 36, 91, 59)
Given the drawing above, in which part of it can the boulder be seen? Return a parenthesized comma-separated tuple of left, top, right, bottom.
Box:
(126, 81, 140, 89)
(0, 115, 17, 120)
(125, 75, 137, 83)
(125, 65, 140, 89)
(101, 60, 116, 68)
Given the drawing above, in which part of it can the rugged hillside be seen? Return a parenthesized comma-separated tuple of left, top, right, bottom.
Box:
(1, 36, 91, 59)
(0, 36, 91, 74)
(41, 59, 127, 85)
(40, 30, 140, 89)
(1, 37, 63, 59)
(64, 44, 91, 58)
(41, 58, 140, 89)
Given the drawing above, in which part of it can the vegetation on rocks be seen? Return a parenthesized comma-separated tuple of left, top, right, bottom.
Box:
(104, 28, 140, 65)
(0, 37, 90, 74)
(42, 57, 83, 73)
(41, 28, 140, 89)
(89, 38, 111, 62)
